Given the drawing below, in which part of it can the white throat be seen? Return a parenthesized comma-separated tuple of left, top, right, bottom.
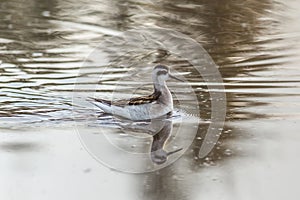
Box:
(153, 77, 168, 92)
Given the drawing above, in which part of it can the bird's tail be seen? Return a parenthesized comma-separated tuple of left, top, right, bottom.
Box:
(87, 97, 113, 113)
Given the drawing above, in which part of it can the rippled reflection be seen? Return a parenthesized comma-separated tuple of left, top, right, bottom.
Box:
(149, 120, 183, 165)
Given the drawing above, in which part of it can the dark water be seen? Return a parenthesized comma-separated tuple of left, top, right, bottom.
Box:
(1, 0, 300, 199)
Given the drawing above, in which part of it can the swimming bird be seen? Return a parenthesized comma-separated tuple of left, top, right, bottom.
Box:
(88, 64, 183, 121)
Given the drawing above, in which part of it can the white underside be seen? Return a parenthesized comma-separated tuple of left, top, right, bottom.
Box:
(92, 101, 173, 121)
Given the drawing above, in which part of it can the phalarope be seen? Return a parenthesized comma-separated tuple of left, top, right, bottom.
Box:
(89, 65, 182, 121)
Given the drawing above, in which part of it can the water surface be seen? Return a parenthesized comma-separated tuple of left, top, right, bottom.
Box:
(1, 0, 300, 199)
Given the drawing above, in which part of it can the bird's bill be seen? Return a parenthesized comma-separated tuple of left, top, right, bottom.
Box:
(169, 74, 184, 82)
(166, 148, 183, 156)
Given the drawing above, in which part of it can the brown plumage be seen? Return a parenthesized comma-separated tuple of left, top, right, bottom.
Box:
(90, 90, 161, 107)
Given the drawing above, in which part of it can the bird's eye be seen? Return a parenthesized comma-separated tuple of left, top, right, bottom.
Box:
(157, 70, 168, 76)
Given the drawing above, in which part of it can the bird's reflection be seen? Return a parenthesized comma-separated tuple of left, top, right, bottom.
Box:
(119, 116, 183, 165)
(149, 119, 183, 164)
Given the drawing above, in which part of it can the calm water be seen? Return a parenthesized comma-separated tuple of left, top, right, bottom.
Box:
(1, 0, 300, 199)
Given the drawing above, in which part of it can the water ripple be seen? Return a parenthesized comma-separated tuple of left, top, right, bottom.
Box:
(0, 0, 300, 127)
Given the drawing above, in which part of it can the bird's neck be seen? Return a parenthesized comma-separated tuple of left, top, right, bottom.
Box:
(153, 80, 168, 92)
